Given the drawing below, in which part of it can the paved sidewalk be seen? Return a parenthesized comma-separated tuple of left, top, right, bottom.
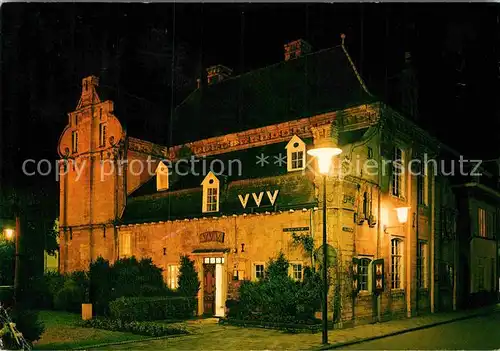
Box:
(88, 304, 500, 350)
(318, 304, 500, 350)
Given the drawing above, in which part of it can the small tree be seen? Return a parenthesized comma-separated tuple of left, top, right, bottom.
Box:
(178, 255, 200, 298)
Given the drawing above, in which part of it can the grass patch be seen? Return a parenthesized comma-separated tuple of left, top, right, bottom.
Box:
(34, 310, 148, 350)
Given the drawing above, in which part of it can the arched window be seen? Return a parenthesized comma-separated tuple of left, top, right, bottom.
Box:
(391, 238, 403, 289)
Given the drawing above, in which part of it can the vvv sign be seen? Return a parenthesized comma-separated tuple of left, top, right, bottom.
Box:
(238, 190, 279, 209)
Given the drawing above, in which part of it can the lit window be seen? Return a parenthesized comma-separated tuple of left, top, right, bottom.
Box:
(207, 188, 218, 212)
(391, 147, 404, 197)
(286, 135, 306, 172)
(291, 263, 303, 281)
(254, 264, 265, 280)
(168, 265, 179, 290)
(71, 131, 78, 153)
(359, 258, 371, 291)
(119, 232, 131, 258)
(99, 123, 107, 147)
(417, 241, 428, 289)
(202, 172, 219, 213)
(479, 208, 487, 237)
(391, 238, 403, 289)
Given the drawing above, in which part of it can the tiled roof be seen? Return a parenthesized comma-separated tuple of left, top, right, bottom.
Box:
(121, 173, 317, 224)
(172, 46, 374, 145)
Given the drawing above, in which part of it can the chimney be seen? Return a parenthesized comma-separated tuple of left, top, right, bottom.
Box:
(284, 39, 312, 61)
(206, 65, 232, 85)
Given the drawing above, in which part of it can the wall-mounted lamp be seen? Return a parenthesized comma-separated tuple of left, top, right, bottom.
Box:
(3, 228, 14, 241)
(384, 207, 411, 234)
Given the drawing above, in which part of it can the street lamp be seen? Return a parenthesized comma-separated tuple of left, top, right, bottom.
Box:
(307, 142, 342, 345)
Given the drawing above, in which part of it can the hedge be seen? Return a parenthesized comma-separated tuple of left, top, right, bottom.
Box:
(109, 296, 197, 322)
(81, 318, 187, 337)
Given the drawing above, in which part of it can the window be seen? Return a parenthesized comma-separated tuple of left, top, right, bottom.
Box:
(71, 131, 78, 153)
(362, 192, 372, 219)
(367, 146, 373, 159)
(74, 115, 78, 126)
(391, 147, 404, 197)
(254, 264, 265, 280)
(417, 164, 428, 206)
(99, 123, 107, 147)
(488, 212, 496, 239)
(391, 238, 403, 289)
(479, 208, 487, 237)
(119, 232, 131, 258)
(291, 263, 303, 281)
(359, 258, 371, 291)
(202, 172, 220, 213)
(168, 265, 179, 290)
(291, 151, 304, 169)
(477, 257, 485, 291)
(286, 135, 306, 172)
(417, 241, 428, 289)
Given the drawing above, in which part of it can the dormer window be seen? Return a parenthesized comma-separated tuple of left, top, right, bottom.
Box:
(202, 172, 220, 213)
(71, 130, 78, 153)
(156, 161, 169, 192)
(285, 135, 306, 172)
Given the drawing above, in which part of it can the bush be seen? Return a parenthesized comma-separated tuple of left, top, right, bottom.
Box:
(81, 317, 187, 337)
(178, 255, 200, 298)
(109, 296, 197, 322)
(229, 252, 321, 324)
(89, 256, 172, 315)
(53, 272, 89, 313)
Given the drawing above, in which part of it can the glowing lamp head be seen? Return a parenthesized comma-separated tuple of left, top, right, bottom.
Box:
(395, 207, 410, 224)
(307, 147, 343, 175)
(4, 228, 14, 240)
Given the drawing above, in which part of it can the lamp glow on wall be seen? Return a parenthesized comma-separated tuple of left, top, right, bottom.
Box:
(384, 207, 410, 234)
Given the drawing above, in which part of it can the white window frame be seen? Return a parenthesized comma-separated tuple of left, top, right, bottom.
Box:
(168, 264, 179, 290)
(391, 238, 404, 290)
(417, 241, 428, 289)
(254, 263, 265, 280)
(358, 257, 372, 292)
(201, 172, 220, 213)
(290, 262, 304, 281)
(119, 231, 132, 258)
(285, 135, 306, 172)
(155, 161, 169, 192)
(391, 146, 405, 198)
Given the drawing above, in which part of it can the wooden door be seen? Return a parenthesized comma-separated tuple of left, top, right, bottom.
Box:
(203, 263, 216, 315)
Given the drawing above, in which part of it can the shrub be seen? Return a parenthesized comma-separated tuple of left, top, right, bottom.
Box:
(229, 252, 321, 324)
(89, 257, 112, 315)
(178, 255, 200, 299)
(81, 318, 187, 337)
(109, 296, 197, 322)
(53, 275, 87, 313)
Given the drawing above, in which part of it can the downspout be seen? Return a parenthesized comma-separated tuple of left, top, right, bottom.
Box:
(430, 166, 436, 313)
(376, 107, 382, 322)
(310, 208, 315, 269)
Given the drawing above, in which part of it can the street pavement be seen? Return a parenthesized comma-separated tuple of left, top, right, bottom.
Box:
(342, 312, 500, 350)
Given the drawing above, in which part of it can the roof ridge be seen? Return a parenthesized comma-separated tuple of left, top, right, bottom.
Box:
(205, 45, 344, 88)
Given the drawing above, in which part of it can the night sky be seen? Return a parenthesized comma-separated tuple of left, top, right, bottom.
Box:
(1, 3, 499, 197)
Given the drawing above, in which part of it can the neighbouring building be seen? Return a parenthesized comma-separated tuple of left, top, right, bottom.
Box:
(57, 37, 497, 323)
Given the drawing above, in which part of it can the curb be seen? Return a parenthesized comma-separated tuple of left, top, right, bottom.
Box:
(317, 309, 500, 350)
(71, 333, 187, 350)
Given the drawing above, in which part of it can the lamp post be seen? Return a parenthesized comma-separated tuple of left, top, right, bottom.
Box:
(307, 144, 342, 345)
